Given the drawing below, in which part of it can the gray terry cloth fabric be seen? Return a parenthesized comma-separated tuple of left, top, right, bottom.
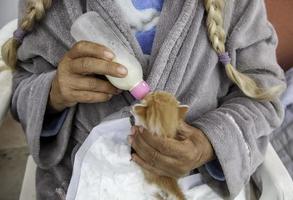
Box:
(271, 68, 293, 178)
(11, 0, 286, 199)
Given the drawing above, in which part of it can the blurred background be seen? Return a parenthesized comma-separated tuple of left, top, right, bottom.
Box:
(0, 0, 19, 27)
(0, 2, 28, 200)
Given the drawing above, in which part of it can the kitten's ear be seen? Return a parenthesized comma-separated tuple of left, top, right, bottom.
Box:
(178, 105, 189, 119)
(133, 104, 147, 118)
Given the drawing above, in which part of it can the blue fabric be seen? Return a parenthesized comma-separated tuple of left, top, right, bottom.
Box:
(129, 0, 164, 55)
(41, 109, 68, 137)
(131, 0, 164, 11)
(135, 27, 157, 55)
(205, 159, 226, 181)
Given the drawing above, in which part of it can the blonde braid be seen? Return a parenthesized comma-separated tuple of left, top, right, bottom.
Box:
(1, 0, 52, 69)
(204, 0, 285, 101)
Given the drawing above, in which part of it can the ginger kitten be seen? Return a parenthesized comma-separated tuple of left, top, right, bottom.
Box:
(132, 91, 189, 200)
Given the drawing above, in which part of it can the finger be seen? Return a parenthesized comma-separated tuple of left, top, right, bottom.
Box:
(130, 133, 157, 165)
(130, 126, 139, 136)
(130, 133, 177, 170)
(70, 57, 127, 78)
(69, 75, 119, 94)
(131, 126, 143, 135)
(138, 129, 185, 158)
(71, 90, 112, 103)
(68, 41, 115, 61)
(177, 122, 194, 138)
(178, 123, 208, 147)
(132, 154, 179, 179)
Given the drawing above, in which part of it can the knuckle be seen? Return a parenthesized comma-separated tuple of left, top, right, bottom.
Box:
(88, 79, 98, 90)
(106, 64, 114, 75)
(80, 58, 89, 71)
(104, 62, 117, 76)
(96, 61, 107, 75)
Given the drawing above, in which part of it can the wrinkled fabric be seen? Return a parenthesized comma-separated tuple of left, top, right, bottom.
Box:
(271, 68, 293, 177)
(11, 0, 285, 199)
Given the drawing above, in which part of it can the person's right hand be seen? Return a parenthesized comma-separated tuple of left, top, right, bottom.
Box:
(49, 41, 128, 112)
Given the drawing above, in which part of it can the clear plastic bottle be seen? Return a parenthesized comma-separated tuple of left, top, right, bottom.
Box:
(70, 12, 150, 100)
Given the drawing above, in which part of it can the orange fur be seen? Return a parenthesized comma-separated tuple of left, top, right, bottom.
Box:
(133, 91, 189, 200)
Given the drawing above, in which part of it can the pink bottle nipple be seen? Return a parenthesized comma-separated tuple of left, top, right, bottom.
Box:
(130, 81, 150, 100)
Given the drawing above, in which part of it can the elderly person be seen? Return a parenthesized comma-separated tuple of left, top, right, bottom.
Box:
(2, 0, 285, 199)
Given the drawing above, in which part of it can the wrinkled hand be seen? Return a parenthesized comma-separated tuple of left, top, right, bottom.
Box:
(49, 41, 128, 112)
(129, 122, 215, 178)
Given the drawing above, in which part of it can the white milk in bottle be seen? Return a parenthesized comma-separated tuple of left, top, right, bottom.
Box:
(71, 12, 150, 100)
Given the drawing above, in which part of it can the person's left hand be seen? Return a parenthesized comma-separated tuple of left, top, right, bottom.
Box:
(129, 122, 215, 179)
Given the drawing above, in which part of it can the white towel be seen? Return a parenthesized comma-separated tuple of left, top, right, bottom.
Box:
(66, 117, 250, 200)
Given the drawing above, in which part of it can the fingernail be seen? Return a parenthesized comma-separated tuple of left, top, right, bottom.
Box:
(127, 136, 133, 144)
(117, 66, 128, 76)
(130, 127, 136, 135)
(104, 51, 114, 59)
(139, 127, 144, 133)
(108, 94, 113, 99)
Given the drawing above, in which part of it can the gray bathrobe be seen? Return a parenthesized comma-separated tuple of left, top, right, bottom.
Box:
(11, 0, 286, 199)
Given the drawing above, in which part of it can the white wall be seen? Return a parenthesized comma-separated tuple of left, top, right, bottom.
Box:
(0, 0, 19, 28)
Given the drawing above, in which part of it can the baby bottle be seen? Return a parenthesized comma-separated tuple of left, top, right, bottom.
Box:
(71, 12, 150, 100)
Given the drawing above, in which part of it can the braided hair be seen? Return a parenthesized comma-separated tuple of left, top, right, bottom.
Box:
(204, 0, 284, 101)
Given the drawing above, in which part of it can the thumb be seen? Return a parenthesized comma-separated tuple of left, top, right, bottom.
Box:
(177, 121, 194, 139)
